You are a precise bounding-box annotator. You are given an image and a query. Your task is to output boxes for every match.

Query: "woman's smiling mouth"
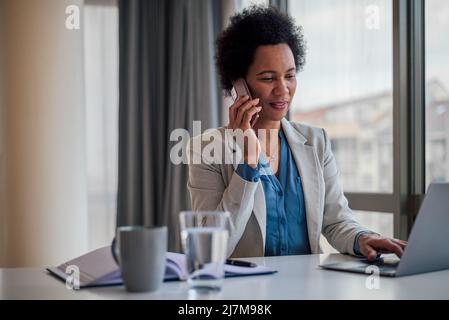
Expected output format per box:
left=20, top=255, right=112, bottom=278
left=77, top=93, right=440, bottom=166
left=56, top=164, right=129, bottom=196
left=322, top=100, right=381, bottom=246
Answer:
left=269, top=101, right=289, bottom=110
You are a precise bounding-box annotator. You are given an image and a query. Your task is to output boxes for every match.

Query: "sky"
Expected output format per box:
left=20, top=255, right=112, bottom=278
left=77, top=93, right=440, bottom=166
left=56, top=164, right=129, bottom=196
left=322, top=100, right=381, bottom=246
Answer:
left=285, top=0, right=449, bottom=111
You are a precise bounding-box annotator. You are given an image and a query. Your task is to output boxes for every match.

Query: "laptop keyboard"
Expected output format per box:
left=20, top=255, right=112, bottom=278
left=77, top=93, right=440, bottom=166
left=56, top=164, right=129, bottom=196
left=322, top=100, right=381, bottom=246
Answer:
left=359, top=257, right=400, bottom=267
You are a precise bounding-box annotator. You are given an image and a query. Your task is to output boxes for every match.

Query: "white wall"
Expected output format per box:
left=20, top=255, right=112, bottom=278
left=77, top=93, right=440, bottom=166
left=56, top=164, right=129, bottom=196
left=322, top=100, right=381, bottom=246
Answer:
left=0, top=0, right=88, bottom=267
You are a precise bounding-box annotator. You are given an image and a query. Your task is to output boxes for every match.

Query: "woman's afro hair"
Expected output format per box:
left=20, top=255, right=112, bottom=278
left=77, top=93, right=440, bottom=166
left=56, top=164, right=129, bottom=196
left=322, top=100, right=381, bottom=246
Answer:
left=215, top=5, right=306, bottom=94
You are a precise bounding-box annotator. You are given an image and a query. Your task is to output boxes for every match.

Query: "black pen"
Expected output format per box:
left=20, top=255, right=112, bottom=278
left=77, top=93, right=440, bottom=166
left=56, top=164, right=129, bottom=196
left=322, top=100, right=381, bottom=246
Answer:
left=226, top=259, right=257, bottom=268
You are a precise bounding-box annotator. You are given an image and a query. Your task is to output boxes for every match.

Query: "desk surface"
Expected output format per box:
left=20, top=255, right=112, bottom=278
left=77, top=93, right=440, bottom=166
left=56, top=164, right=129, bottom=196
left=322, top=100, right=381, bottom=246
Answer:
left=1, top=253, right=449, bottom=300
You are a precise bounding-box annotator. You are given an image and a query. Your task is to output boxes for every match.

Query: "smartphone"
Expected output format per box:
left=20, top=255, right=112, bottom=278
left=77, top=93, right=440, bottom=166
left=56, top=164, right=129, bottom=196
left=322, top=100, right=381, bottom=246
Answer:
left=231, top=78, right=259, bottom=127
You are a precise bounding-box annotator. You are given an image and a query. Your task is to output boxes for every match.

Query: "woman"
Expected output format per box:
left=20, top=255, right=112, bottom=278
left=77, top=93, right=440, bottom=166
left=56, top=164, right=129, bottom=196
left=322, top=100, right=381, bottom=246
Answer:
left=188, top=6, right=406, bottom=260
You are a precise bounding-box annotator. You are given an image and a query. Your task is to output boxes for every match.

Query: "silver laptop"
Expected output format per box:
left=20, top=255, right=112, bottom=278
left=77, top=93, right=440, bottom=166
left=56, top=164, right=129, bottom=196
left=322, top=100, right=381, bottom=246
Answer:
left=320, top=183, right=449, bottom=277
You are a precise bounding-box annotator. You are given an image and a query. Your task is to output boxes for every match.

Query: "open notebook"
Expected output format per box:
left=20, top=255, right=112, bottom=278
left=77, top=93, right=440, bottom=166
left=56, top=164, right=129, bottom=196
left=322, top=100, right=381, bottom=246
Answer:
left=46, top=246, right=277, bottom=288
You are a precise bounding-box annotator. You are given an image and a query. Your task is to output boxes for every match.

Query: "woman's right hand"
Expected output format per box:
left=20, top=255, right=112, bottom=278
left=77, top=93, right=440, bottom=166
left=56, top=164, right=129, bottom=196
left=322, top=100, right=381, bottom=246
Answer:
left=227, top=96, right=262, bottom=168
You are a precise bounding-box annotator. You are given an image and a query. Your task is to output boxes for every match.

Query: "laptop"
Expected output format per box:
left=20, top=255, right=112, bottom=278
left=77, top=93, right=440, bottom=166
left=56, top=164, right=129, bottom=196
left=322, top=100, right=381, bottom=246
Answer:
left=320, top=183, right=449, bottom=277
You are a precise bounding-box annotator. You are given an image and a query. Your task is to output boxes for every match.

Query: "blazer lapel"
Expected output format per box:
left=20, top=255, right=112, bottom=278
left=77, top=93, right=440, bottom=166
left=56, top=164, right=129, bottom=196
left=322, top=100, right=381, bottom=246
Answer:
left=281, top=119, right=322, bottom=253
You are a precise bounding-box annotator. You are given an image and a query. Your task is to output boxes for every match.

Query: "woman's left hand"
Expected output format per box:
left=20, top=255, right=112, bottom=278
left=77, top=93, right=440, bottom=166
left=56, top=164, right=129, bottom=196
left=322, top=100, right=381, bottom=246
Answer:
left=358, top=234, right=408, bottom=261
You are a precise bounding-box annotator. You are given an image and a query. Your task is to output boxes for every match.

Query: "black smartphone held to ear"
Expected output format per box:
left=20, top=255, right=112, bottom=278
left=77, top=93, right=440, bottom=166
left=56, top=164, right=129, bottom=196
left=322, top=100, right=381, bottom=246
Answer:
left=231, top=78, right=259, bottom=127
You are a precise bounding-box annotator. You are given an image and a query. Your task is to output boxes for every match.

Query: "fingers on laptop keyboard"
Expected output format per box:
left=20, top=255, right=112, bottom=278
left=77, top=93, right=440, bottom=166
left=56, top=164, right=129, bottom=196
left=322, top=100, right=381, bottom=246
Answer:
left=391, top=239, right=407, bottom=249
left=371, top=238, right=404, bottom=257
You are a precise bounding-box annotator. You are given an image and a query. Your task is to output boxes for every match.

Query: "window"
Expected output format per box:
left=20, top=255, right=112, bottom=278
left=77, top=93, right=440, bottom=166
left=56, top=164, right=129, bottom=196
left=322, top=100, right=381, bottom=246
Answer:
left=289, top=0, right=393, bottom=194
left=331, top=138, right=358, bottom=190
left=426, top=0, right=449, bottom=188
left=240, top=0, right=269, bottom=9
left=84, top=0, right=119, bottom=250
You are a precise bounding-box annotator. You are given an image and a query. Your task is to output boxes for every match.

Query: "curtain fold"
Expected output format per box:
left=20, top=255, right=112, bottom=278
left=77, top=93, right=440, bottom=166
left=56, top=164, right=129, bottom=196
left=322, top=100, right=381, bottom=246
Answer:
left=270, top=0, right=288, bottom=12
left=117, top=0, right=222, bottom=251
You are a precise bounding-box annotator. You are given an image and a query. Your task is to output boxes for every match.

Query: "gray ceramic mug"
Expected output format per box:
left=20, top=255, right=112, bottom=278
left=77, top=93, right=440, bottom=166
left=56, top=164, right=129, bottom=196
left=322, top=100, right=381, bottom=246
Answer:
left=112, top=226, right=167, bottom=292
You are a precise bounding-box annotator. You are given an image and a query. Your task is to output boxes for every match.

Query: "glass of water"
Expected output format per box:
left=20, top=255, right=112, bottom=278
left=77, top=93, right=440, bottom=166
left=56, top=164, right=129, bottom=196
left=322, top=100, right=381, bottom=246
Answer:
left=179, top=211, right=232, bottom=292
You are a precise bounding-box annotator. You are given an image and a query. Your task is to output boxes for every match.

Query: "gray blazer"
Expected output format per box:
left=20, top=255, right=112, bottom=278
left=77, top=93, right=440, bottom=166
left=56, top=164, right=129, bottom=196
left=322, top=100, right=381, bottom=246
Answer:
left=187, top=118, right=372, bottom=258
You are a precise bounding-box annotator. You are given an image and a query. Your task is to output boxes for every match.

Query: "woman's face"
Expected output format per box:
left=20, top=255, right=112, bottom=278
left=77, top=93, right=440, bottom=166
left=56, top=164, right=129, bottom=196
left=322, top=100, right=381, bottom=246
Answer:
left=245, top=43, right=297, bottom=123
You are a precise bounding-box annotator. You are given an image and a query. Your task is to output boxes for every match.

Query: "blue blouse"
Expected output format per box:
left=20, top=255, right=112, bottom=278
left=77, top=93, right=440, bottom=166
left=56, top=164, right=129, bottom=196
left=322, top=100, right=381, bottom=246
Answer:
left=236, top=129, right=311, bottom=256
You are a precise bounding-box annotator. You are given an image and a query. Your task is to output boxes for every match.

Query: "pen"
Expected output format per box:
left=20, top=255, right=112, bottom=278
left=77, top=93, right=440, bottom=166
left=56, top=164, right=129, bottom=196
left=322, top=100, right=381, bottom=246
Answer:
left=226, top=259, right=257, bottom=268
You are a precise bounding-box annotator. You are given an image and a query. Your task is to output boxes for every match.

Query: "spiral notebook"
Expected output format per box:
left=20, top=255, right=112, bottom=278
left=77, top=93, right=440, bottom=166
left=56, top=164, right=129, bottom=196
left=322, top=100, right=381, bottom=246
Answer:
left=46, top=245, right=277, bottom=288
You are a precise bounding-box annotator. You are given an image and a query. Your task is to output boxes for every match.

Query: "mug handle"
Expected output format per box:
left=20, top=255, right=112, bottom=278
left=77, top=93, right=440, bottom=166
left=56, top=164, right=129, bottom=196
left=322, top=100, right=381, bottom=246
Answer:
left=111, top=237, right=120, bottom=266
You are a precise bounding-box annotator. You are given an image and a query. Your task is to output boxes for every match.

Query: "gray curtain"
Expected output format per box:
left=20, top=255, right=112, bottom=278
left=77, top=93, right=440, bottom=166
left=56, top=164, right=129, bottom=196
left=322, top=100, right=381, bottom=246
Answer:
left=117, top=0, right=222, bottom=251
left=270, top=0, right=288, bottom=12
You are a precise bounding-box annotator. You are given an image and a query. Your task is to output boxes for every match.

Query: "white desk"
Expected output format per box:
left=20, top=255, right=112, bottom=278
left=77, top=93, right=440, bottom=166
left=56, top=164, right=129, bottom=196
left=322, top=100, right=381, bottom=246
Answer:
left=1, top=253, right=449, bottom=300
